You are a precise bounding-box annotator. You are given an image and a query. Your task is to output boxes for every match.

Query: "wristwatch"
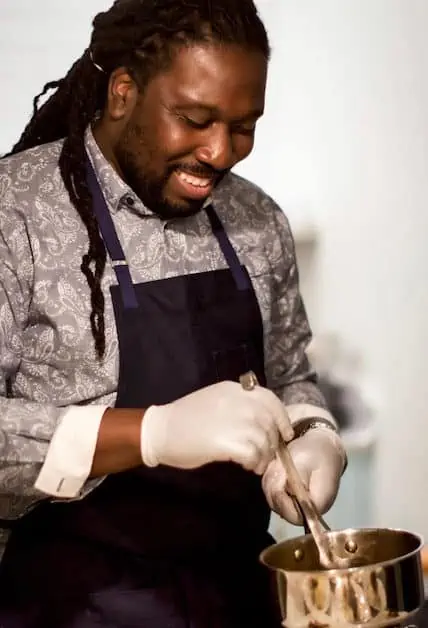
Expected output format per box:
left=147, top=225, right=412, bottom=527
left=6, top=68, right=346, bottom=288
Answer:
left=292, top=417, right=338, bottom=439
left=291, top=417, right=348, bottom=475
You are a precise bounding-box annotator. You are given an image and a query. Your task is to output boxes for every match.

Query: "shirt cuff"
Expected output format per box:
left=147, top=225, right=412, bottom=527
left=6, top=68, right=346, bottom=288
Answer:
left=284, top=403, right=338, bottom=429
left=34, top=405, right=107, bottom=499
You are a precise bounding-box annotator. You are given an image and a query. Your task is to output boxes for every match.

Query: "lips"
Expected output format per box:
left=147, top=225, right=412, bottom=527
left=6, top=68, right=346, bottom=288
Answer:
left=171, top=169, right=216, bottom=201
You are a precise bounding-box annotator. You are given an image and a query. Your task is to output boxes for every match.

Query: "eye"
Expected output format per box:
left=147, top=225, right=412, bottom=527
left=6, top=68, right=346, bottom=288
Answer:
left=179, top=115, right=211, bottom=130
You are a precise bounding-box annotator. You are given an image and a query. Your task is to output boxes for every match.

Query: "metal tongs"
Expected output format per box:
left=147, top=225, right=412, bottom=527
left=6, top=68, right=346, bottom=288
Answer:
left=240, top=371, right=350, bottom=570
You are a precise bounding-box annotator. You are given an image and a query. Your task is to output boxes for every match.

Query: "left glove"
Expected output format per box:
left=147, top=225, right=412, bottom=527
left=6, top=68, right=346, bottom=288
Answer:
left=262, top=427, right=346, bottom=526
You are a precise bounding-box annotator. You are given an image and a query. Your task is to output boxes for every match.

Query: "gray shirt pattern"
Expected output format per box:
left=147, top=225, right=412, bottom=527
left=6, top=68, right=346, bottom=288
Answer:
left=0, top=129, right=326, bottom=527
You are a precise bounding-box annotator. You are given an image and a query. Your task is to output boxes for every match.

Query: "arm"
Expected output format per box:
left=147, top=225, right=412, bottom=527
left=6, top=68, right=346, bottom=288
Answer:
left=264, top=204, right=336, bottom=427
left=1, top=190, right=296, bottom=514
left=262, top=202, right=346, bottom=522
left=0, top=200, right=293, bottom=510
left=0, top=200, right=145, bottom=515
left=267, top=205, right=348, bottom=448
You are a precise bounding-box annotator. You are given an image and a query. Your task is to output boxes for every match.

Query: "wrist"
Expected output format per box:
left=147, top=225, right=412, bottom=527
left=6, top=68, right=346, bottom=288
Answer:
left=291, top=416, right=337, bottom=439
left=140, top=405, right=168, bottom=467
left=293, top=418, right=348, bottom=475
left=90, top=407, right=147, bottom=477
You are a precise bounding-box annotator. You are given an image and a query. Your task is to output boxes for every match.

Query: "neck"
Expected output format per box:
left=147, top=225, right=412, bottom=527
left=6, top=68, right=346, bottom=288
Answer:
left=91, top=121, right=125, bottom=180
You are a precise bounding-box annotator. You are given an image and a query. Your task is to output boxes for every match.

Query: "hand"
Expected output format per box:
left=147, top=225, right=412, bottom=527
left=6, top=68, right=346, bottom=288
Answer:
left=262, top=427, right=346, bottom=525
left=140, top=381, right=294, bottom=474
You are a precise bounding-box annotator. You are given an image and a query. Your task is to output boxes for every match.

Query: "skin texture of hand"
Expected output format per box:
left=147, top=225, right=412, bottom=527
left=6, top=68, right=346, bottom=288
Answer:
left=262, top=427, right=346, bottom=526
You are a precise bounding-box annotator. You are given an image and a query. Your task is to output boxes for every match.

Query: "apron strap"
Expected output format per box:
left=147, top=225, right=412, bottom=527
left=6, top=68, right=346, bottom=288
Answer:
left=205, top=205, right=251, bottom=291
left=85, top=159, right=138, bottom=309
left=86, top=156, right=250, bottom=308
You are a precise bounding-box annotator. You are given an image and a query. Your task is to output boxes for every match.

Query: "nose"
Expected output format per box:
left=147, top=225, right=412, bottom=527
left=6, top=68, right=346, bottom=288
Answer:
left=194, top=124, right=236, bottom=172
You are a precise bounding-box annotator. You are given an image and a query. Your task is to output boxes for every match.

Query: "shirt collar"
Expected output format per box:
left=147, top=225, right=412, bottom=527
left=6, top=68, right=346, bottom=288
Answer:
left=84, top=126, right=214, bottom=217
left=84, top=126, right=151, bottom=216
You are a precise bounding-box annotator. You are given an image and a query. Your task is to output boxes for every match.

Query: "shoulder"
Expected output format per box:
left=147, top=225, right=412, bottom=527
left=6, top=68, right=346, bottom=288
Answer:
left=0, top=140, right=65, bottom=230
left=0, top=140, right=64, bottom=208
left=0, top=140, right=67, bottom=266
left=0, top=139, right=63, bottom=174
left=212, top=171, right=296, bottom=266
left=214, top=171, right=277, bottom=213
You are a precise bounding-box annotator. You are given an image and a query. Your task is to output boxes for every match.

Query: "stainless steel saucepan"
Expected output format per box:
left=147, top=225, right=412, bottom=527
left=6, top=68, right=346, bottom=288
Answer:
left=237, top=372, right=424, bottom=627
left=260, top=525, right=424, bottom=628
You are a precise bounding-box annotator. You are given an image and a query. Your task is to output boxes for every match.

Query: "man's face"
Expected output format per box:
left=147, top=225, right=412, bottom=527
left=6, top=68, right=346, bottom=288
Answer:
left=111, top=43, right=267, bottom=219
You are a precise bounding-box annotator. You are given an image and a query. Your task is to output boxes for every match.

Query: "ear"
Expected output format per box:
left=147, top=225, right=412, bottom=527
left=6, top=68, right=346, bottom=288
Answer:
left=105, top=67, right=139, bottom=121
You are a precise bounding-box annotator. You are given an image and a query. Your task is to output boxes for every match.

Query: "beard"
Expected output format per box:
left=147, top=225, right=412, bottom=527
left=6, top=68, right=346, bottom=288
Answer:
left=115, top=121, right=223, bottom=220
left=117, top=156, right=205, bottom=220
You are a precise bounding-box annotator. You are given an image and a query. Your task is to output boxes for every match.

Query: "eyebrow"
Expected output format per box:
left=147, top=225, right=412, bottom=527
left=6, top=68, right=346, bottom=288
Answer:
left=174, top=103, right=264, bottom=122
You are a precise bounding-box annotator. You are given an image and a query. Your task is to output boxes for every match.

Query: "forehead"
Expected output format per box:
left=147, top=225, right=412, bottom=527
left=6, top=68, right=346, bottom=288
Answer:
left=145, top=43, right=268, bottom=117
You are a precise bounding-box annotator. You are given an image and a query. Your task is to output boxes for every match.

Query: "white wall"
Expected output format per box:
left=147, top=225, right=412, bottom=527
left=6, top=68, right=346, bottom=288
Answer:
left=0, top=0, right=110, bottom=153
left=240, top=0, right=428, bottom=536
left=2, top=1, right=428, bottom=537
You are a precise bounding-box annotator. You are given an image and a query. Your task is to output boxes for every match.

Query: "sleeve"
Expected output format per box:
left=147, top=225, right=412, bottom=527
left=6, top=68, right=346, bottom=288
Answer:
left=264, top=201, right=337, bottom=428
left=0, top=198, right=105, bottom=520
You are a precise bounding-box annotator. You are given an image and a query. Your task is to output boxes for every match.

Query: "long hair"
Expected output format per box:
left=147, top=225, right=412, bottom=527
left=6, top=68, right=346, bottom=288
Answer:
left=6, top=0, right=270, bottom=359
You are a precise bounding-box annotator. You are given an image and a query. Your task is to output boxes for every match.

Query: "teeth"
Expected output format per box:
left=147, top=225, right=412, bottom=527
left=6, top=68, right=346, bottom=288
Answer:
left=177, top=171, right=211, bottom=188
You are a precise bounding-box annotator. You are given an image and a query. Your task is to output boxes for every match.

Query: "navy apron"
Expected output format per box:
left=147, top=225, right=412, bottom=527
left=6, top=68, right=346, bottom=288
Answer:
left=0, top=161, right=281, bottom=627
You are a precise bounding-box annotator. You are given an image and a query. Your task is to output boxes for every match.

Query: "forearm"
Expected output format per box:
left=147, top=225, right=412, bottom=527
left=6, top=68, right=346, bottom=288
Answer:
left=0, top=398, right=149, bottom=512
left=35, top=405, right=149, bottom=500
left=273, top=379, right=337, bottom=427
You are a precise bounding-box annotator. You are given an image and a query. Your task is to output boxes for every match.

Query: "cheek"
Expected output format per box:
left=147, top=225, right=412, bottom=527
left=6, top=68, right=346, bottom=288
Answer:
left=233, top=135, right=255, bottom=161
left=157, top=119, right=196, bottom=158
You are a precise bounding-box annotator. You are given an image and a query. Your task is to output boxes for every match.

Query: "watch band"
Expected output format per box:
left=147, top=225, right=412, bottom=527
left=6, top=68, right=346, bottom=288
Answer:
left=291, top=417, right=348, bottom=475
left=292, top=417, right=338, bottom=439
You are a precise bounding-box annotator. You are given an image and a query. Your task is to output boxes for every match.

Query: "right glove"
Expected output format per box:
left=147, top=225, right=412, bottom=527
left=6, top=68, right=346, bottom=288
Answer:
left=140, top=381, right=294, bottom=475
left=262, top=426, right=346, bottom=524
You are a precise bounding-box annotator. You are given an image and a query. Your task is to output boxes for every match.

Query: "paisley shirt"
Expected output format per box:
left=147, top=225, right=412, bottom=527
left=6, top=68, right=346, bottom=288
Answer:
left=0, top=128, right=331, bottom=551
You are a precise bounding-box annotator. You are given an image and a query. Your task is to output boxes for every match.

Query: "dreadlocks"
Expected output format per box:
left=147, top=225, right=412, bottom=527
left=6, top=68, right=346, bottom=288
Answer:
left=6, top=0, right=270, bottom=359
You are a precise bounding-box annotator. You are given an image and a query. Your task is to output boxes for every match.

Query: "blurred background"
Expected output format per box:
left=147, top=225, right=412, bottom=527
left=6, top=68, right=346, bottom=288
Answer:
left=1, top=1, right=428, bottom=542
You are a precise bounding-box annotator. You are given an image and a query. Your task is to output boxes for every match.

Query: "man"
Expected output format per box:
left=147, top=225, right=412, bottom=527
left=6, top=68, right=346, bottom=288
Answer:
left=0, top=0, right=346, bottom=626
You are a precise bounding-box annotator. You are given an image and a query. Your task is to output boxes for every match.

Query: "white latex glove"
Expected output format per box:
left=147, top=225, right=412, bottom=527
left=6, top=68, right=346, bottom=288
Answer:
left=262, top=427, right=346, bottom=525
left=141, top=381, right=294, bottom=475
